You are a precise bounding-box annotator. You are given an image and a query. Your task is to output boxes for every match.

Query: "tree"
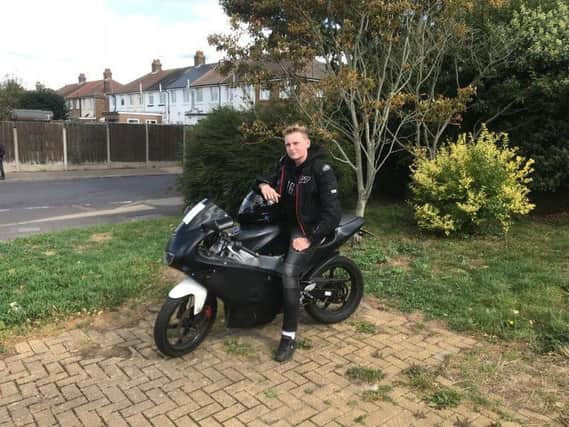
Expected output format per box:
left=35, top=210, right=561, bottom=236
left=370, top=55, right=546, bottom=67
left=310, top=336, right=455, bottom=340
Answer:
left=17, top=89, right=68, bottom=120
left=465, top=0, right=569, bottom=191
left=0, top=76, right=25, bottom=120
left=210, top=0, right=514, bottom=216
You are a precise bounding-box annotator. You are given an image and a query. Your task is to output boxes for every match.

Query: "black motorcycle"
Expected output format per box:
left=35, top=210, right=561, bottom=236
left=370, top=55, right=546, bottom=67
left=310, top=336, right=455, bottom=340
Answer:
left=153, top=192, right=365, bottom=357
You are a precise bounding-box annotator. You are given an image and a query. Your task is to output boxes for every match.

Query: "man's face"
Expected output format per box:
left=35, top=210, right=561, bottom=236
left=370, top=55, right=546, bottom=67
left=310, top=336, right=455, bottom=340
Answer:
left=284, top=131, right=310, bottom=164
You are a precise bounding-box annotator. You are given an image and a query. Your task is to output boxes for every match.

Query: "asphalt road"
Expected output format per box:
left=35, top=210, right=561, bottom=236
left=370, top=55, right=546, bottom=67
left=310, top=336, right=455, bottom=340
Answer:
left=0, top=174, right=185, bottom=240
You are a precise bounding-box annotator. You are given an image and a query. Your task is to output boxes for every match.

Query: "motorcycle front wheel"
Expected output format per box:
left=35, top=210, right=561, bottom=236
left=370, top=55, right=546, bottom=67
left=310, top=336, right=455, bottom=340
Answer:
left=304, top=256, right=363, bottom=324
left=154, top=293, right=217, bottom=357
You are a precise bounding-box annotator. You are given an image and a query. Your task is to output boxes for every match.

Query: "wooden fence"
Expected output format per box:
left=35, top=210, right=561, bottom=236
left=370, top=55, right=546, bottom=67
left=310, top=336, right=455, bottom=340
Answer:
left=0, top=121, right=185, bottom=171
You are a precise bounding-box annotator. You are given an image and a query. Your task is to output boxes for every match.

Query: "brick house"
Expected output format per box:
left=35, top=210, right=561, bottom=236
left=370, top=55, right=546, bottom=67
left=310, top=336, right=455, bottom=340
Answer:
left=56, top=70, right=124, bottom=121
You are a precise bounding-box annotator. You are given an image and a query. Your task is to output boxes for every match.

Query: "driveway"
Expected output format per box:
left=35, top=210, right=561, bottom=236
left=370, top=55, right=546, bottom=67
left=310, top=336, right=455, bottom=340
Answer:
left=0, top=297, right=529, bottom=427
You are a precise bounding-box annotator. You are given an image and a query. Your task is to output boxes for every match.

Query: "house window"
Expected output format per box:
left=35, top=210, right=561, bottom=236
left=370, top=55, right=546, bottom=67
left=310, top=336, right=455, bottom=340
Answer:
left=210, top=87, right=218, bottom=102
left=279, top=85, right=290, bottom=99
left=171, top=91, right=176, bottom=104
left=127, top=118, right=140, bottom=124
left=159, top=92, right=166, bottom=105
left=183, top=89, right=190, bottom=103
left=121, top=97, right=125, bottom=106
left=148, top=94, right=154, bottom=105
left=226, top=87, right=234, bottom=102
left=138, top=94, right=143, bottom=105
left=145, top=119, right=157, bottom=124
left=260, top=87, right=271, bottom=101
left=195, top=88, right=203, bottom=102
left=129, top=95, right=134, bottom=105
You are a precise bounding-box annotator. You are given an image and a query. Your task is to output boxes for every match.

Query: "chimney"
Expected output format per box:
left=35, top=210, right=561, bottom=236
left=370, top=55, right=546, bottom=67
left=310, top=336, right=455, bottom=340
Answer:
left=194, top=50, right=205, bottom=66
left=78, top=73, right=86, bottom=84
left=103, top=68, right=112, bottom=94
left=151, top=59, right=162, bottom=73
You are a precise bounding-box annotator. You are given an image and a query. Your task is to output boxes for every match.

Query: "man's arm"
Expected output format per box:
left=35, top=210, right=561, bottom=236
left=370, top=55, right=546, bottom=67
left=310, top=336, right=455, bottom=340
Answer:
left=252, top=157, right=284, bottom=193
left=308, top=163, right=342, bottom=245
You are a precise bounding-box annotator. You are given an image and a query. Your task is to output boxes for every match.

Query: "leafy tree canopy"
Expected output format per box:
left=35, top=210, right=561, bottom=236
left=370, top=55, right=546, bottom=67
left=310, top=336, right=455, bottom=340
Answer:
left=211, top=0, right=514, bottom=215
left=0, top=76, right=25, bottom=120
left=17, top=89, right=68, bottom=120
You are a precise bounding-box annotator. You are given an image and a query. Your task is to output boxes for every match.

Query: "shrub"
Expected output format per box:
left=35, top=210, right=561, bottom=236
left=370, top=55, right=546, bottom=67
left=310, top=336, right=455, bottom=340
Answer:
left=410, top=127, right=535, bottom=235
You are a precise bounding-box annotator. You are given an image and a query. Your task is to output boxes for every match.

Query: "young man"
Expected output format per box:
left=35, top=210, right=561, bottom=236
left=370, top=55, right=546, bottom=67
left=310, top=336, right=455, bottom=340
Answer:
left=257, top=124, right=342, bottom=362
left=0, top=142, right=5, bottom=180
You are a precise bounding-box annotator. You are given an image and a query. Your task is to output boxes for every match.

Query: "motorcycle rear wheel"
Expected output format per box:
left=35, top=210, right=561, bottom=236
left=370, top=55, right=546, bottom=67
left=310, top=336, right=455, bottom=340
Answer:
left=154, top=294, right=217, bottom=357
left=304, top=256, right=363, bottom=324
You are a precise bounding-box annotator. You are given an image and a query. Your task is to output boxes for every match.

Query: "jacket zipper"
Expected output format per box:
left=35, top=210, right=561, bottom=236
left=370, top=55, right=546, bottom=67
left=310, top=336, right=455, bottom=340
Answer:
left=278, top=166, right=285, bottom=195
left=295, top=176, right=307, bottom=236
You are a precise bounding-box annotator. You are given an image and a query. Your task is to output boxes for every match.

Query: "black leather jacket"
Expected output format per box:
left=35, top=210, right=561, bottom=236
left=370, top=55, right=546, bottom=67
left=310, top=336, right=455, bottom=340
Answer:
left=255, top=145, right=342, bottom=244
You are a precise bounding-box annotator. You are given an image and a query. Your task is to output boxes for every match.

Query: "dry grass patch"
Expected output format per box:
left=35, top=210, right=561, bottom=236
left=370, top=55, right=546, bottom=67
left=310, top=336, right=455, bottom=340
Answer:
left=441, top=343, right=569, bottom=424
left=89, top=232, right=113, bottom=243
left=161, top=267, right=186, bottom=284
left=385, top=256, right=411, bottom=270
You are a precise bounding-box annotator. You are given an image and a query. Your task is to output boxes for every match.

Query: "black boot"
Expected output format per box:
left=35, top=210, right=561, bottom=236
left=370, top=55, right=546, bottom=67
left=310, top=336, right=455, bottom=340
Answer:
left=274, top=336, right=296, bottom=362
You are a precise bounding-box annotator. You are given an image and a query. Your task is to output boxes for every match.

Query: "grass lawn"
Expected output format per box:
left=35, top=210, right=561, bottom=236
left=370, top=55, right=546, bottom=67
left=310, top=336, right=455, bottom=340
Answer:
left=1, top=203, right=568, bottom=354
left=348, top=202, right=569, bottom=353
left=0, top=218, right=176, bottom=338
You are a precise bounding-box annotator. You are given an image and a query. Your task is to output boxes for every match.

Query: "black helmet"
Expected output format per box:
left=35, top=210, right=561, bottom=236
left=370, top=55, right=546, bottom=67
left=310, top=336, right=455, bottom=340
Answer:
left=237, top=191, right=281, bottom=225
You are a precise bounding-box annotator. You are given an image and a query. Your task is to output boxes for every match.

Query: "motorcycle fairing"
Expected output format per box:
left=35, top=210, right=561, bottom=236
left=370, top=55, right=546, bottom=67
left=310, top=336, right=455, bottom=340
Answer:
left=234, top=224, right=282, bottom=252
left=204, top=266, right=282, bottom=306
left=194, top=248, right=284, bottom=274
left=203, top=265, right=283, bottom=328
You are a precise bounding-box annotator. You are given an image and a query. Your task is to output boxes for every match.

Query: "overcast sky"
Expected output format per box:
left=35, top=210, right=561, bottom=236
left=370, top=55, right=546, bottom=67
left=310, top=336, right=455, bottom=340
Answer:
left=0, top=0, right=232, bottom=90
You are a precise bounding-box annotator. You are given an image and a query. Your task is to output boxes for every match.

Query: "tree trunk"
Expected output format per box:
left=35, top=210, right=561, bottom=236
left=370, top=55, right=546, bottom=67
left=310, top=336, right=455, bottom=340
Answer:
left=355, top=196, right=368, bottom=217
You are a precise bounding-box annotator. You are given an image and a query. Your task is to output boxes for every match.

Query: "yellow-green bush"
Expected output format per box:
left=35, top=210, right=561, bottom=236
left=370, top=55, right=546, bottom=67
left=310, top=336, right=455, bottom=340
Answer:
left=410, top=127, right=535, bottom=235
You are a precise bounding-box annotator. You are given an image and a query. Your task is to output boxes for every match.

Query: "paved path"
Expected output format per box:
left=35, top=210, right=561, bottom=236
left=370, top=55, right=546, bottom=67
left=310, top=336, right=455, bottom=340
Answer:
left=0, top=300, right=524, bottom=427
left=2, top=167, right=182, bottom=183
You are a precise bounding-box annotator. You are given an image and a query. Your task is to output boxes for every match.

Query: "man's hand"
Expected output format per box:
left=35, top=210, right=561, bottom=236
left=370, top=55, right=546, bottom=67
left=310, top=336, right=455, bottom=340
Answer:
left=292, top=237, right=311, bottom=252
left=259, top=183, right=281, bottom=204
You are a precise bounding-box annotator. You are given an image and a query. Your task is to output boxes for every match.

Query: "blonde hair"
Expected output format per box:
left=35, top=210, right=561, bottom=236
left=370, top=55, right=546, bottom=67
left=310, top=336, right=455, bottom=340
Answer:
left=282, top=123, right=309, bottom=138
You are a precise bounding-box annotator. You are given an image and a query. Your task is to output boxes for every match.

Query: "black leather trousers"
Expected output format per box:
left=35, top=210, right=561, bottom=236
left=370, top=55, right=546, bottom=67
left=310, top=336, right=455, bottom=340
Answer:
left=281, top=228, right=316, bottom=332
